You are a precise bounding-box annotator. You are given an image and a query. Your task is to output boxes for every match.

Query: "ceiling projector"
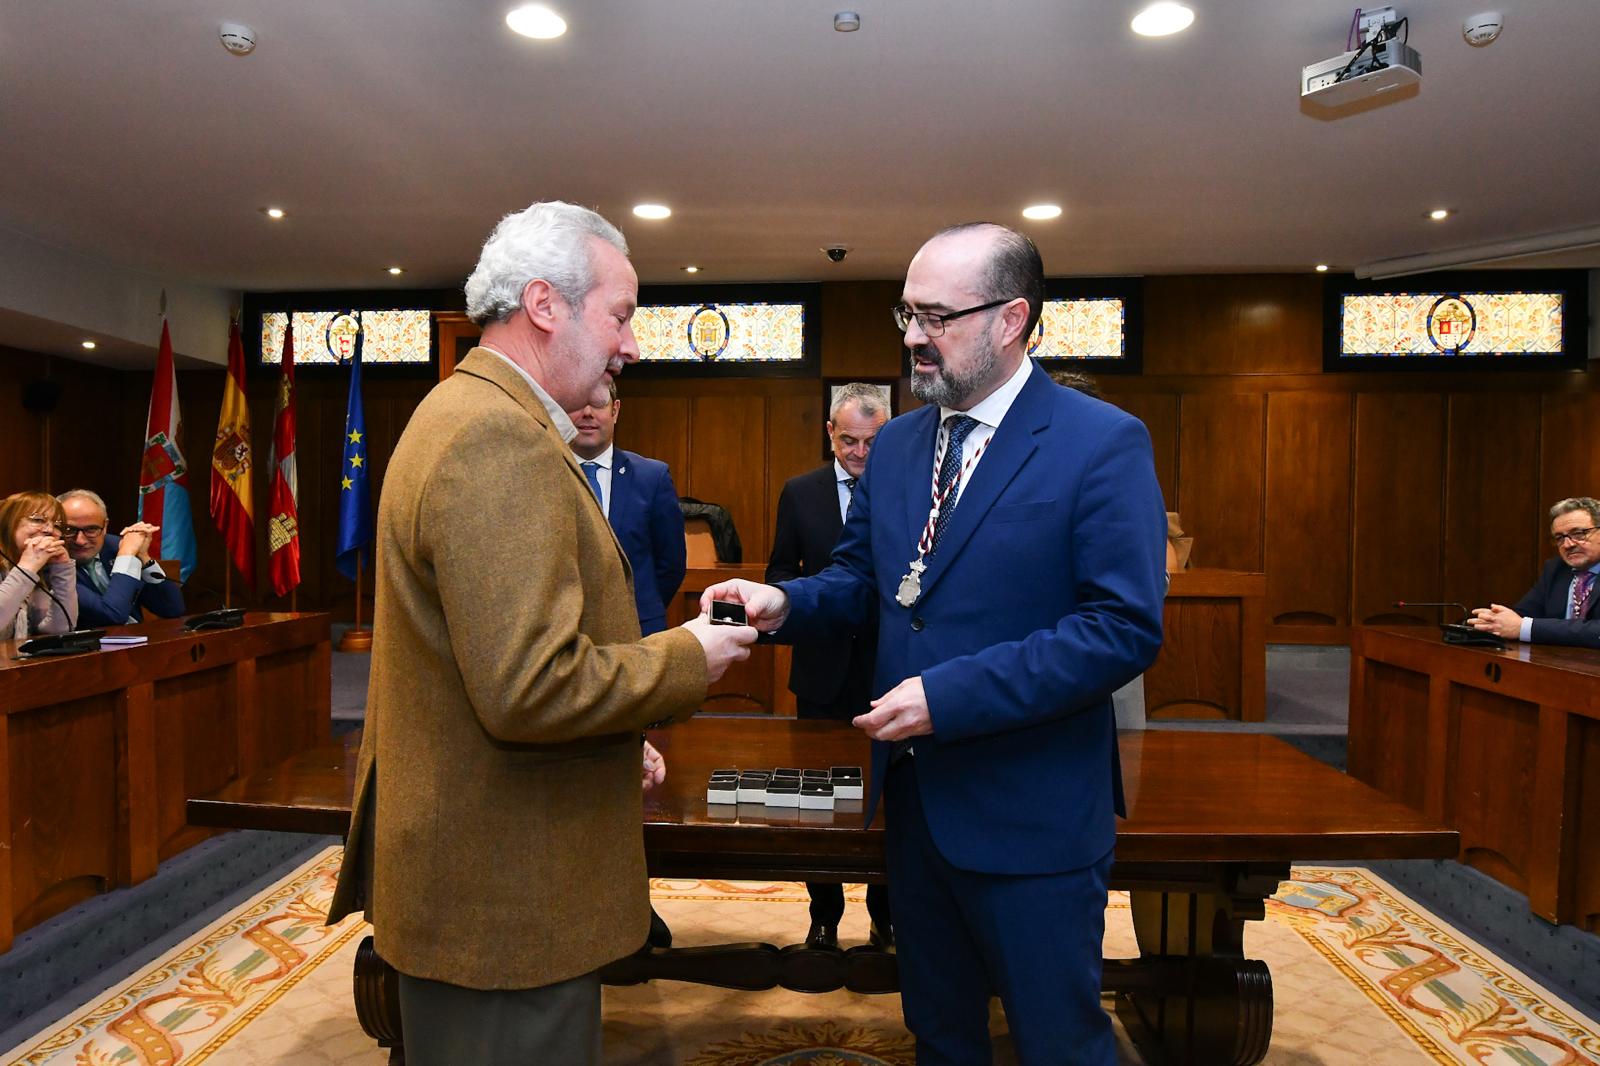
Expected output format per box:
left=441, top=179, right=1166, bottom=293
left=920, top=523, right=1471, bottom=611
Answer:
left=1302, top=34, right=1421, bottom=107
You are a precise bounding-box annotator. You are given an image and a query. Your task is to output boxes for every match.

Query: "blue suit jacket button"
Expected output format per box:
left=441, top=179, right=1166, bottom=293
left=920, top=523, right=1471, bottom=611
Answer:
left=911, top=617, right=924, bottom=631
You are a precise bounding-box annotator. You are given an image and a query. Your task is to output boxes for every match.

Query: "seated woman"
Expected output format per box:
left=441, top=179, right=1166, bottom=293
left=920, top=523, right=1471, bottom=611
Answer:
left=0, top=491, right=78, bottom=639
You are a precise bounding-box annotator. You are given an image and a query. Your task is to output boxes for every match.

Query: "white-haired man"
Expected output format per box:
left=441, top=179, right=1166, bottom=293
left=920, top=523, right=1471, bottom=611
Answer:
left=57, top=488, right=183, bottom=626
left=328, top=201, right=756, bottom=1065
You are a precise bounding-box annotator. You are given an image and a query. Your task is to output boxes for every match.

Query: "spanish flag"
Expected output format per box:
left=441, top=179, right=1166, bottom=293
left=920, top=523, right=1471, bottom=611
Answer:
left=209, top=318, right=256, bottom=588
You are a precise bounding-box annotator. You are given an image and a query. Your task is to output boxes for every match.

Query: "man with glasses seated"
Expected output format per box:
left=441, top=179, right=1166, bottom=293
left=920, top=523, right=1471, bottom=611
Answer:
left=56, top=488, right=184, bottom=627
left=1469, top=496, right=1600, bottom=648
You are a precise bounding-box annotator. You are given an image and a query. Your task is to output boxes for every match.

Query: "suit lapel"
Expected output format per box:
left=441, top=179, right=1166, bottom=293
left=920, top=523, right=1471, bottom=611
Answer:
left=915, top=364, right=1052, bottom=602
left=610, top=451, right=635, bottom=524
left=901, top=407, right=940, bottom=556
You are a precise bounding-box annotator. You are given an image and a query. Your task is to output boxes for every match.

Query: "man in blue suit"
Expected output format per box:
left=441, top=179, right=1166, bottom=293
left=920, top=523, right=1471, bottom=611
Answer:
left=568, top=386, right=687, bottom=950
left=568, top=385, right=686, bottom=636
left=704, top=223, right=1167, bottom=1064
left=58, top=488, right=185, bottom=627
left=1468, top=496, right=1600, bottom=648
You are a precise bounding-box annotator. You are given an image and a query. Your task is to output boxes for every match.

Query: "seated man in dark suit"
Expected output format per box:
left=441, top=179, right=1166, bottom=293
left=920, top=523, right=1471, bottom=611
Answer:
left=767, top=381, right=892, bottom=950
left=1469, top=496, right=1600, bottom=648
left=58, top=488, right=185, bottom=627
left=567, top=384, right=686, bottom=635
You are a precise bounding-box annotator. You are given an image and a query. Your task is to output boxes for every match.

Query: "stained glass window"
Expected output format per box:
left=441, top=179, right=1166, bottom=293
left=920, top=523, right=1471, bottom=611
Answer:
left=261, top=310, right=432, bottom=365
left=1340, top=292, right=1565, bottom=357
left=1027, top=298, right=1126, bottom=360
left=632, top=303, right=805, bottom=363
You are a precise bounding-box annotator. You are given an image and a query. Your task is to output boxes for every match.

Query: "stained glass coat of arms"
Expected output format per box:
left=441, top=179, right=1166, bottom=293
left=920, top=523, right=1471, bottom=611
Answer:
left=262, top=310, right=431, bottom=365
left=632, top=303, right=805, bottom=363
left=1340, top=292, right=1564, bottom=357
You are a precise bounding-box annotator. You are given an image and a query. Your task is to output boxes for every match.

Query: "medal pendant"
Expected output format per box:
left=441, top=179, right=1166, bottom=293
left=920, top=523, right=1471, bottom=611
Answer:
left=896, top=560, right=925, bottom=608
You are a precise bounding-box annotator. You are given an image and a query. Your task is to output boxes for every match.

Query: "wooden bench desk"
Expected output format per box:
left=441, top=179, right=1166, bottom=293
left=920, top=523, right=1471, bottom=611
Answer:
left=190, top=717, right=1455, bottom=1066
left=1, top=612, right=330, bottom=952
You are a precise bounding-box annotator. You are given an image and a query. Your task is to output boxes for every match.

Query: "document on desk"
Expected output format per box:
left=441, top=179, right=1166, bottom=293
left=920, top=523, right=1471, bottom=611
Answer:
left=99, top=635, right=149, bottom=648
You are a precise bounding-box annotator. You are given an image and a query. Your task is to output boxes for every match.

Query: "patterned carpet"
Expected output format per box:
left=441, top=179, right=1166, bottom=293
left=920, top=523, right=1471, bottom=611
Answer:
left=6, top=848, right=1597, bottom=1065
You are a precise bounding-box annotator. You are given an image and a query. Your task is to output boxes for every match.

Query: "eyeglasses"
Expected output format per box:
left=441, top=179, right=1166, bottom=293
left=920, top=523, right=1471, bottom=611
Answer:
left=1551, top=527, right=1597, bottom=546
left=892, top=298, right=1009, bottom=338
left=22, top=515, right=66, bottom=533
left=63, top=524, right=104, bottom=539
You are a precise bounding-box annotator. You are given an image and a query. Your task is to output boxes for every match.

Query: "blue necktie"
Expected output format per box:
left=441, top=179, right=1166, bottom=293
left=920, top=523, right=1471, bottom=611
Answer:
left=929, top=415, right=978, bottom=555
left=580, top=461, right=604, bottom=508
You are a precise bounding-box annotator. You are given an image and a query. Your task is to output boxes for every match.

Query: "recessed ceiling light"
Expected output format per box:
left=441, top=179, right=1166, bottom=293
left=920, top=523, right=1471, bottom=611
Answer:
left=387, top=266, right=404, bottom=276
left=261, top=206, right=286, bottom=220
left=1315, top=264, right=1329, bottom=272
left=833, top=11, right=861, bottom=32
left=81, top=340, right=97, bottom=350
left=683, top=265, right=700, bottom=274
left=633, top=203, right=671, bottom=220
left=1022, top=204, right=1063, bottom=221
left=1428, top=208, right=1451, bottom=221
left=1131, top=2, right=1195, bottom=36
left=505, top=4, right=567, bottom=39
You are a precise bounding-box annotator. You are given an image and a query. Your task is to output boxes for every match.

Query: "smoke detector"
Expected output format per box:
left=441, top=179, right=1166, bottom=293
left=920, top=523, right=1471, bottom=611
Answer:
left=220, top=22, right=257, bottom=56
left=833, top=12, right=861, bottom=32
left=1462, top=12, right=1502, bottom=46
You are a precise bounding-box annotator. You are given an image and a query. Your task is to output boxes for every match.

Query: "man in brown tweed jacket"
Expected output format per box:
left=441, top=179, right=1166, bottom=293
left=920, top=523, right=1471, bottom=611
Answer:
left=328, top=201, right=756, bottom=1064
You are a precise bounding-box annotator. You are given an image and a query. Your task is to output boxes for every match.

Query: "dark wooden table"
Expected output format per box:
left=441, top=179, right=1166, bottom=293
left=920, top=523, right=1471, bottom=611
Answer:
left=1, top=611, right=330, bottom=953
left=1349, top=624, right=1600, bottom=930
left=190, top=716, right=1455, bottom=1066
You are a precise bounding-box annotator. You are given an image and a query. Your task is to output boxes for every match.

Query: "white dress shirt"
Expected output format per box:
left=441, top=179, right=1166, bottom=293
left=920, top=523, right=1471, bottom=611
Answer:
left=833, top=459, right=855, bottom=524
left=481, top=346, right=578, bottom=443
left=936, top=355, right=1035, bottom=505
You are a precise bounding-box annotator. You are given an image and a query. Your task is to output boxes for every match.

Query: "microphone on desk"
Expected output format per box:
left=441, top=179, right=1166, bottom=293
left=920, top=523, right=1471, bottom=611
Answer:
left=1392, top=600, right=1506, bottom=649
left=0, top=542, right=105, bottom=656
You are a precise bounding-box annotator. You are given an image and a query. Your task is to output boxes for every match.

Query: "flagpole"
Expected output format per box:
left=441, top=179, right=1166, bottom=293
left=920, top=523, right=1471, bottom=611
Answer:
left=337, top=549, right=373, bottom=652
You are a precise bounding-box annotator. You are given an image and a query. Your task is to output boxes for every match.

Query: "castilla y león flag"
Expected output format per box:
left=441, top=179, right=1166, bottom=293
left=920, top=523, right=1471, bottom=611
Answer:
left=210, top=318, right=256, bottom=587
left=267, top=320, right=301, bottom=596
left=137, top=320, right=197, bottom=580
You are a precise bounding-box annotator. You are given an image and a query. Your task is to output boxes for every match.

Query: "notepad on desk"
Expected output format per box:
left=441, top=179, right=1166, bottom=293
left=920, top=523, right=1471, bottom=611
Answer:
left=99, top=635, right=149, bottom=647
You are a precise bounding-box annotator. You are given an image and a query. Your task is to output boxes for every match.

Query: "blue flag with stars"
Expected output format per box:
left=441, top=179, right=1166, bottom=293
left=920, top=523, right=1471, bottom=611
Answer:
left=335, top=319, right=373, bottom=581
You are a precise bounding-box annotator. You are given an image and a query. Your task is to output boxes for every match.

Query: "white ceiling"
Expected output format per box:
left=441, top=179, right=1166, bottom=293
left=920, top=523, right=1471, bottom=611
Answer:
left=1, top=0, right=1597, bottom=364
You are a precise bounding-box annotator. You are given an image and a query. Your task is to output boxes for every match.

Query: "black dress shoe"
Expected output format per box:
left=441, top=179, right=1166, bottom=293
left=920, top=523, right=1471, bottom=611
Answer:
left=648, top=908, right=673, bottom=949
left=804, top=921, right=839, bottom=950
left=868, top=921, right=894, bottom=950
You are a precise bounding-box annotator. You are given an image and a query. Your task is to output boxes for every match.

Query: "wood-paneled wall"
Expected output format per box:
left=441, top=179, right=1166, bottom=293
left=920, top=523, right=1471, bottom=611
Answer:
left=4, top=274, right=1596, bottom=642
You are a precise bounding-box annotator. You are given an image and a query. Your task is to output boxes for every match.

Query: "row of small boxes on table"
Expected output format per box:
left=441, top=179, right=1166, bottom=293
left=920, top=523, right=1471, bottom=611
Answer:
left=707, top=767, right=864, bottom=809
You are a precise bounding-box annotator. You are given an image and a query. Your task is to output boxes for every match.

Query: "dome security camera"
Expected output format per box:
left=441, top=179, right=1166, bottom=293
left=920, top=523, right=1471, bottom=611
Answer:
left=220, top=22, right=257, bottom=56
left=823, top=245, right=849, bottom=263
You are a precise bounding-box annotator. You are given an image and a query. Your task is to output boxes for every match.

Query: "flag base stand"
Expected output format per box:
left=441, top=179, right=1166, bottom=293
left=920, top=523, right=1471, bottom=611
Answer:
left=337, top=626, right=373, bottom=652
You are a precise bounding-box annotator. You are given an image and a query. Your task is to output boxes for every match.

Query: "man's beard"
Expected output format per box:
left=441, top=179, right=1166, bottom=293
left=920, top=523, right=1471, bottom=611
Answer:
left=908, top=333, right=999, bottom=408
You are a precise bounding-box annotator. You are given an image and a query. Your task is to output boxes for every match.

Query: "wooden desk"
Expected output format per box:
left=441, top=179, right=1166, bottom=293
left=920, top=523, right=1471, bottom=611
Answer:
left=190, top=718, right=1454, bottom=1065
left=0, top=612, right=330, bottom=952
left=1349, top=625, right=1600, bottom=930
left=1145, top=568, right=1267, bottom=721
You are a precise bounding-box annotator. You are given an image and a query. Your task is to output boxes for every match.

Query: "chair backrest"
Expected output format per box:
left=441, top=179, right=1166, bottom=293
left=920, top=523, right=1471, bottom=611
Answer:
left=684, top=518, right=718, bottom=567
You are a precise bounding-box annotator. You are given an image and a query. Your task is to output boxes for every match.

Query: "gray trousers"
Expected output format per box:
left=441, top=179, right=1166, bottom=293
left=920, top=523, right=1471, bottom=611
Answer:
left=397, top=969, right=601, bottom=1066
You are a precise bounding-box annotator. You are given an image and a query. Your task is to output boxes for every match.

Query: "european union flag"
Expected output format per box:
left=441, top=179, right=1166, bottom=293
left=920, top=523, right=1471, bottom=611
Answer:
left=335, top=319, right=374, bottom=580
